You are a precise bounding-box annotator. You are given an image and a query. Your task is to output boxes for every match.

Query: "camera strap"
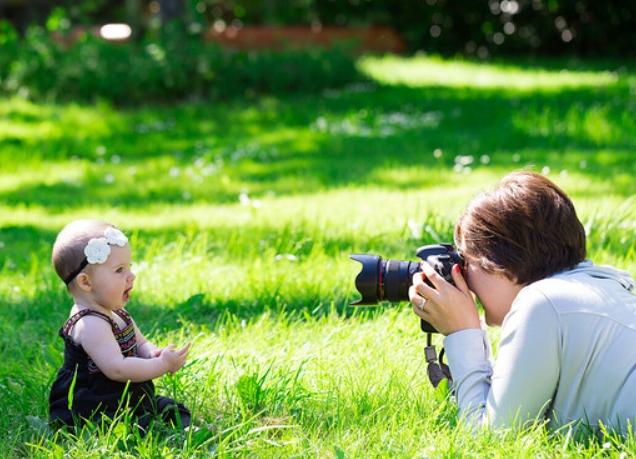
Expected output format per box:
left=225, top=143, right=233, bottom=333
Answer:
left=424, top=333, right=454, bottom=392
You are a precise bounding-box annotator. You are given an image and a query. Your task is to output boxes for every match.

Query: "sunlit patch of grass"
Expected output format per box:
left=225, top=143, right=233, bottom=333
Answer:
left=358, top=55, right=622, bottom=91
left=511, top=103, right=636, bottom=148
left=0, top=98, right=120, bottom=162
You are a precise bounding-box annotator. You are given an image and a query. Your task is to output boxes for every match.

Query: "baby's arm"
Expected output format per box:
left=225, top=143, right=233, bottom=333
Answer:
left=79, top=316, right=190, bottom=383
left=133, top=322, right=161, bottom=359
left=132, top=319, right=180, bottom=360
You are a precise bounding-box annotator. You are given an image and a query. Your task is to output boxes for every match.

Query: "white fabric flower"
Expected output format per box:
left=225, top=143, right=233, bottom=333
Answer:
left=82, top=228, right=128, bottom=265
left=84, top=238, right=111, bottom=264
left=104, top=227, right=128, bottom=246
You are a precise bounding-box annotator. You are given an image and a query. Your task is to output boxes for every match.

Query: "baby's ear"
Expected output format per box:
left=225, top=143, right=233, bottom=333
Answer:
left=75, top=272, right=92, bottom=291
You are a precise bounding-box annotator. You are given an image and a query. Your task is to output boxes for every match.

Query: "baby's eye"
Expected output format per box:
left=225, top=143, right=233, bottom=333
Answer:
left=116, top=267, right=124, bottom=273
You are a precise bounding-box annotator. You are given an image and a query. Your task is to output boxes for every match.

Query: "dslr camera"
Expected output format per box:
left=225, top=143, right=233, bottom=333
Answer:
left=350, top=243, right=463, bottom=333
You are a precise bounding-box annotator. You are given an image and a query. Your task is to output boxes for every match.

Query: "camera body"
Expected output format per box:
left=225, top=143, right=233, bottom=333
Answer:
left=350, top=243, right=463, bottom=333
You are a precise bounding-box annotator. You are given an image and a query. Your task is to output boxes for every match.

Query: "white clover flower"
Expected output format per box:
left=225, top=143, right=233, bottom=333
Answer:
left=104, top=227, right=128, bottom=246
left=85, top=238, right=112, bottom=264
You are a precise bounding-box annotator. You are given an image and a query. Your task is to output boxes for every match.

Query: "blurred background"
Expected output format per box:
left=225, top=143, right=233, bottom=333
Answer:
left=2, top=0, right=634, bottom=58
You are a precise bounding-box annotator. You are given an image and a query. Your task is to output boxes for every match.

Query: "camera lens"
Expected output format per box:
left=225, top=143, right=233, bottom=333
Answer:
left=349, top=254, right=420, bottom=305
left=350, top=244, right=463, bottom=334
left=383, top=259, right=421, bottom=303
left=350, top=243, right=463, bottom=306
left=348, top=254, right=382, bottom=305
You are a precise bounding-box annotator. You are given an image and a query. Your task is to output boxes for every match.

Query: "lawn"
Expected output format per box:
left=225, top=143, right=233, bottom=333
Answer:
left=2, top=55, right=636, bottom=458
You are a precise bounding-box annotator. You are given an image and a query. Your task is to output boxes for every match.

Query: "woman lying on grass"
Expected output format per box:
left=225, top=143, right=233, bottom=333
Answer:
left=410, top=171, right=636, bottom=435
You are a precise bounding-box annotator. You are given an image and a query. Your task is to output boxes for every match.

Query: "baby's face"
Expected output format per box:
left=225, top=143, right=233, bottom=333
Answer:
left=87, top=244, right=136, bottom=310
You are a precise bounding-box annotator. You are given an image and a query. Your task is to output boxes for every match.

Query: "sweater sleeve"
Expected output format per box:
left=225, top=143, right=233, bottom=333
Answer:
left=443, top=327, right=493, bottom=427
left=443, top=288, right=561, bottom=430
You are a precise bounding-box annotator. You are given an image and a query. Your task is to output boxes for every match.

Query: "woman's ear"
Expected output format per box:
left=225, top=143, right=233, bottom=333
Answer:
left=75, top=272, right=92, bottom=291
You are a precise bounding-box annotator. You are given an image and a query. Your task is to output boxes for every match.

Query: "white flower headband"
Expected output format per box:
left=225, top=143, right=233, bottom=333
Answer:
left=64, top=227, right=129, bottom=285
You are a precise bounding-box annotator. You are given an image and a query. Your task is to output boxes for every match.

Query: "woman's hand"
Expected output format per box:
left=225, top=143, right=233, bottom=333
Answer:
left=409, top=262, right=481, bottom=335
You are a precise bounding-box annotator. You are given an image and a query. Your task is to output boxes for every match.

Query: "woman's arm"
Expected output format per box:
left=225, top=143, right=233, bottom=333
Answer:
left=445, top=289, right=561, bottom=430
left=485, top=288, right=561, bottom=428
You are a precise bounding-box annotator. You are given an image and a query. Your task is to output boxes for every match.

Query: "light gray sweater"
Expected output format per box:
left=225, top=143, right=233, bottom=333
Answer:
left=444, top=260, right=636, bottom=433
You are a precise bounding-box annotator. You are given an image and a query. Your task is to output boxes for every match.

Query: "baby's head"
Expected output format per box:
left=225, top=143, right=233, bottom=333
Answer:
left=52, top=219, right=129, bottom=289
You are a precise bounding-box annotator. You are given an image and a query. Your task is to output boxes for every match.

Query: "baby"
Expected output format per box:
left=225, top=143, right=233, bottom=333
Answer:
left=49, top=219, right=191, bottom=433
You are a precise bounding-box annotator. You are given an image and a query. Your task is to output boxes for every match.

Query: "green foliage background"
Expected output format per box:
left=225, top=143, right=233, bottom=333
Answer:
left=198, top=0, right=636, bottom=57
left=4, top=0, right=636, bottom=57
left=0, top=21, right=361, bottom=105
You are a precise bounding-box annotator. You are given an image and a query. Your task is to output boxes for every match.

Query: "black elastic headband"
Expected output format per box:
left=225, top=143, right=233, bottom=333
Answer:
left=64, top=258, right=89, bottom=285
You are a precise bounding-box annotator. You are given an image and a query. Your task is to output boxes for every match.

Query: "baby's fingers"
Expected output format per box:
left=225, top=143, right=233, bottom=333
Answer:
left=177, top=342, right=192, bottom=356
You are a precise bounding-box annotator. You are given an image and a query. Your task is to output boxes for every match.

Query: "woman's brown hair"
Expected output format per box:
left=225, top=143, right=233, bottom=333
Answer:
left=454, top=171, right=587, bottom=285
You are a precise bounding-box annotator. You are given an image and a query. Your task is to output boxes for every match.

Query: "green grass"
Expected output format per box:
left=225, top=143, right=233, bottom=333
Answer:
left=2, top=55, right=636, bottom=457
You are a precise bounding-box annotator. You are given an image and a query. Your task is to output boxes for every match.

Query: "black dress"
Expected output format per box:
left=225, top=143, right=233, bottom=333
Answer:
left=49, top=308, right=190, bottom=431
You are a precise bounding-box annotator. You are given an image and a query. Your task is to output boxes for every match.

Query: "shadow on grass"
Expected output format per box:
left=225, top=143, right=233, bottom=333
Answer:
left=2, top=81, right=636, bottom=212
left=3, top=77, right=636, bottom=331
left=0, top=219, right=372, bottom=303
left=1, top=218, right=406, bottom=340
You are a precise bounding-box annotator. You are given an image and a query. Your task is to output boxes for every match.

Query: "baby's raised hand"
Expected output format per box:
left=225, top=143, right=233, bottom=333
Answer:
left=159, top=342, right=192, bottom=375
